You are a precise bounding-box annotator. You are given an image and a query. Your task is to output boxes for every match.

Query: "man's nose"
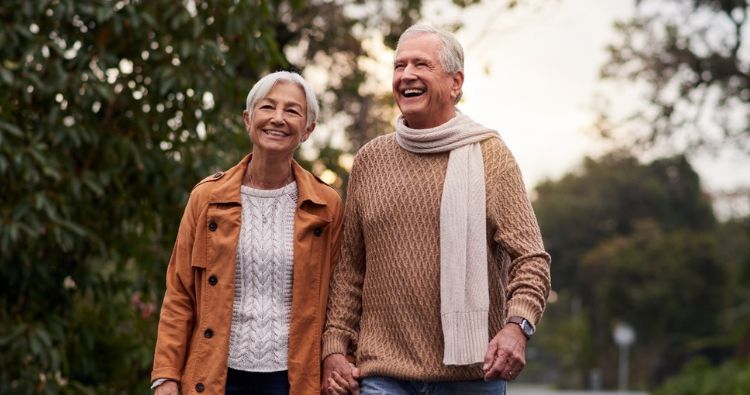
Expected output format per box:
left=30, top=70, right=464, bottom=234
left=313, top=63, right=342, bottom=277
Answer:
left=402, top=64, right=417, bottom=79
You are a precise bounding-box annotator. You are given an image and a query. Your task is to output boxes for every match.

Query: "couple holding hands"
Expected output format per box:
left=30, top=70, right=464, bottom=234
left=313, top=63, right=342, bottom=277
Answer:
left=151, top=24, right=551, bottom=395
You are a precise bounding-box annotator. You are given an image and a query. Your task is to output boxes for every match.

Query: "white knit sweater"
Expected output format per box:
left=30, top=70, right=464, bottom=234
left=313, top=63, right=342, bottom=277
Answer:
left=227, top=182, right=298, bottom=372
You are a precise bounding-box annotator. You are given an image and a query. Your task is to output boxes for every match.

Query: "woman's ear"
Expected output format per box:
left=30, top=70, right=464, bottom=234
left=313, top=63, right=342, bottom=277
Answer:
left=242, top=110, right=252, bottom=132
left=301, top=122, right=316, bottom=142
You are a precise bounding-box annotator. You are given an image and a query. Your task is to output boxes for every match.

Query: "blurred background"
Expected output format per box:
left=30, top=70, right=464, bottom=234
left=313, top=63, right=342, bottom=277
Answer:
left=1, top=0, right=748, bottom=394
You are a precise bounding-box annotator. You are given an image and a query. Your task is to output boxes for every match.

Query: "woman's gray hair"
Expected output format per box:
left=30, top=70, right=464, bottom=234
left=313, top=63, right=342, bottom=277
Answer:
left=397, top=24, right=464, bottom=101
left=245, top=71, right=319, bottom=128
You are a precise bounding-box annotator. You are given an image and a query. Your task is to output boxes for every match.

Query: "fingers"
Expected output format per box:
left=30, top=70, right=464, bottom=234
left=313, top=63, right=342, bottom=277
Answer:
left=347, top=371, right=361, bottom=395
left=482, top=340, right=498, bottom=371
left=326, top=377, right=348, bottom=395
left=483, top=332, right=527, bottom=381
left=483, top=349, right=507, bottom=380
left=322, top=354, right=360, bottom=394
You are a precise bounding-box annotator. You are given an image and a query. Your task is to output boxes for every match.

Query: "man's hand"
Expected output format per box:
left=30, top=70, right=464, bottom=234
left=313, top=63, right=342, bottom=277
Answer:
left=482, top=324, right=527, bottom=381
left=322, top=353, right=360, bottom=395
left=153, top=380, right=179, bottom=395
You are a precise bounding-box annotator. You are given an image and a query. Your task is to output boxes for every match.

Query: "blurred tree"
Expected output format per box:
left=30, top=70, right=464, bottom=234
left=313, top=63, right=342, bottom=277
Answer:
left=654, top=356, right=750, bottom=395
left=532, top=152, right=718, bottom=388
left=1, top=0, right=527, bottom=393
left=597, top=0, right=750, bottom=153
left=582, top=220, right=729, bottom=387
left=533, top=151, right=715, bottom=295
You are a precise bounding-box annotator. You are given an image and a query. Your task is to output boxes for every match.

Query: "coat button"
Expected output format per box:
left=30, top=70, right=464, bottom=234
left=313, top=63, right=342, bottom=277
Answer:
left=204, top=328, right=213, bottom=338
left=195, top=383, right=205, bottom=392
left=313, top=228, right=322, bottom=236
left=208, top=222, right=217, bottom=232
left=208, top=275, right=218, bottom=286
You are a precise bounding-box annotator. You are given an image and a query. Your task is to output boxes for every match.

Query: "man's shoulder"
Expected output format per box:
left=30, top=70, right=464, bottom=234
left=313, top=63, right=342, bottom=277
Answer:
left=359, top=133, right=397, bottom=154
left=481, top=135, right=514, bottom=162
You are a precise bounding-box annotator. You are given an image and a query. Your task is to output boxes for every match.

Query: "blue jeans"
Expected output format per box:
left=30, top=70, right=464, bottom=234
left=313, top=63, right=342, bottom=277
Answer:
left=224, top=368, right=289, bottom=395
left=361, top=376, right=506, bottom=395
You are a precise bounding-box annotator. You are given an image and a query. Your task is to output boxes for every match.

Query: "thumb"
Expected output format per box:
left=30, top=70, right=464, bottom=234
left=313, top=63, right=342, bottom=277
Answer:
left=351, top=367, right=361, bottom=379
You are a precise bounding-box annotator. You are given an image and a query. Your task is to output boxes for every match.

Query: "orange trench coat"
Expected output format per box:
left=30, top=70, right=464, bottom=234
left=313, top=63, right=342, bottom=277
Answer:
left=151, top=154, right=344, bottom=395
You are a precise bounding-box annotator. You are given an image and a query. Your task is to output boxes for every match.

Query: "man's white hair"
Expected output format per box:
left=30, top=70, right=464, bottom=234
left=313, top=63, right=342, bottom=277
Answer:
left=396, top=24, right=465, bottom=102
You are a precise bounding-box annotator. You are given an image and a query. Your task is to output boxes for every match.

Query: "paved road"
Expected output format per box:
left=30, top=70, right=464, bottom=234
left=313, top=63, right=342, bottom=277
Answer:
left=509, top=385, right=649, bottom=395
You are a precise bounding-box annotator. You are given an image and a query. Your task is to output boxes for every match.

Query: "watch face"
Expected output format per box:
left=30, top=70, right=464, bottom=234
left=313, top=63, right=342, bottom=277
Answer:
left=521, top=320, right=534, bottom=337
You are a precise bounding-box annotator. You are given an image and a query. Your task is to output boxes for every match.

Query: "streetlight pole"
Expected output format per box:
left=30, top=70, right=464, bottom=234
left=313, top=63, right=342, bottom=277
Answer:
left=613, top=322, right=636, bottom=391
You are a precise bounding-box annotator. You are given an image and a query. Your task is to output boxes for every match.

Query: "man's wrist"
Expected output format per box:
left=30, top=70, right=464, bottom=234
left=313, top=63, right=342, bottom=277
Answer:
left=506, top=316, right=535, bottom=340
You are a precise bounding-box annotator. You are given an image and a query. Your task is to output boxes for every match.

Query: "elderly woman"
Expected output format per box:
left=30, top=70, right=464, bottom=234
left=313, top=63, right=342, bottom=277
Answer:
left=151, top=71, right=344, bottom=395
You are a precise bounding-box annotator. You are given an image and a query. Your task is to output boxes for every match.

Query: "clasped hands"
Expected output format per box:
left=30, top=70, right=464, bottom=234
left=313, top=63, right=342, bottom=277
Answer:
left=321, top=325, right=526, bottom=394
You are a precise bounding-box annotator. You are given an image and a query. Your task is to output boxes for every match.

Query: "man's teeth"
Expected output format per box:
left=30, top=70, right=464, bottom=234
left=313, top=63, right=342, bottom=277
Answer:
left=404, top=89, right=424, bottom=96
left=265, top=130, right=287, bottom=137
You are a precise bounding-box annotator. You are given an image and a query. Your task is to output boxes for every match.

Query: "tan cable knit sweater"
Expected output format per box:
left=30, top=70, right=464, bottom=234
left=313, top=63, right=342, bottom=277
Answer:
left=322, top=133, right=551, bottom=381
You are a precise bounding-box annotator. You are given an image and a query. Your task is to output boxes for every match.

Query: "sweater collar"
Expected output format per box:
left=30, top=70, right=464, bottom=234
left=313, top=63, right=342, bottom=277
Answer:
left=208, top=154, right=328, bottom=207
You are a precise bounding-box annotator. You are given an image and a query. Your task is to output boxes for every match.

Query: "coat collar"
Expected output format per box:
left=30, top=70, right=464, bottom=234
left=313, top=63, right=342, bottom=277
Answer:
left=208, top=154, right=328, bottom=207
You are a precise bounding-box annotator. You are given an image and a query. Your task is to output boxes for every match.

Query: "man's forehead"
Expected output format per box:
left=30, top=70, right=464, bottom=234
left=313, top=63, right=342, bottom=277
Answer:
left=395, top=40, right=441, bottom=61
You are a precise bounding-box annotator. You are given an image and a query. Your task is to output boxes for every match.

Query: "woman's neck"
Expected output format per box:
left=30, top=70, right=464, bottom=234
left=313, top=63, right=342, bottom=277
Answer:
left=242, top=151, right=294, bottom=190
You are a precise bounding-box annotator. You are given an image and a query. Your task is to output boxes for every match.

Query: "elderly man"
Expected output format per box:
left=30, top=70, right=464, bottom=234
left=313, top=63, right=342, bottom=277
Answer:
left=321, top=24, right=551, bottom=395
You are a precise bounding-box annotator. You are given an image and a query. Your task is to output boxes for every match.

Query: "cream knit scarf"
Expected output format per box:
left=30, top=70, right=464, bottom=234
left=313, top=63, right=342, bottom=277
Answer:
left=395, top=112, right=498, bottom=365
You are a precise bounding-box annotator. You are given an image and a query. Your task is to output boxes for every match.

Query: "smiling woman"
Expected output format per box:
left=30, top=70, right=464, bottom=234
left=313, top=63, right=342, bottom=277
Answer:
left=150, top=71, right=344, bottom=395
left=243, top=81, right=314, bottom=163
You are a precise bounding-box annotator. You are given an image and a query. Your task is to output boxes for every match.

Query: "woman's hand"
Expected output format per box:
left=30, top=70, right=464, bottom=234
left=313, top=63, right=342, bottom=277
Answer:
left=154, top=380, right=179, bottom=395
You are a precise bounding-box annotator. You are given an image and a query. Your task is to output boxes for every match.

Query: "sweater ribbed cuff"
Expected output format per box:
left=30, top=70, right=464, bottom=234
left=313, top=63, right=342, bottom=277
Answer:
left=507, top=298, right=543, bottom=325
left=441, top=310, right=488, bottom=365
left=321, top=332, right=351, bottom=362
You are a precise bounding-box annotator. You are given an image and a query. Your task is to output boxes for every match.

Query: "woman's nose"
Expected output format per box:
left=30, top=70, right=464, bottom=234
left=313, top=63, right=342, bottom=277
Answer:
left=270, top=109, right=285, bottom=124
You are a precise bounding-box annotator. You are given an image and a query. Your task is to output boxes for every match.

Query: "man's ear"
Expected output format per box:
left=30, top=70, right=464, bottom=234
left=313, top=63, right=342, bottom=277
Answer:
left=451, top=70, right=464, bottom=101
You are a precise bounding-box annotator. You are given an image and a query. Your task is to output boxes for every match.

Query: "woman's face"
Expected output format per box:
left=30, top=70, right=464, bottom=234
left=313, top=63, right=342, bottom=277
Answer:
left=243, top=81, right=314, bottom=158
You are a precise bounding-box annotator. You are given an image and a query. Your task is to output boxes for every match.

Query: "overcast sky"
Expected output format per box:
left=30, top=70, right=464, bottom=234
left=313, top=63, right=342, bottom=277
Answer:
left=431, top=0, right=750, bottom=207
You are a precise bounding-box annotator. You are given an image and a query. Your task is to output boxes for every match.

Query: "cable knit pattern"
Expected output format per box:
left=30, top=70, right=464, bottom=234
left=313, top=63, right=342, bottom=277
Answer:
left=322, top=133, right=551, bottom=381
left=228, top=182, right=298, bottom=372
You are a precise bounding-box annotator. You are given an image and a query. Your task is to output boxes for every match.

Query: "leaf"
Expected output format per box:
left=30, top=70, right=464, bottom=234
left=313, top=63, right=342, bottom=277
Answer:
left=0, top=324, right=26, bottom=346
left=0, top=119, right=23, bottom=137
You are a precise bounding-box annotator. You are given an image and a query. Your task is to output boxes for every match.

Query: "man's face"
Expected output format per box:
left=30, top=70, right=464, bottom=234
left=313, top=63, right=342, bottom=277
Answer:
left=392, top=33, right=463, bottom=129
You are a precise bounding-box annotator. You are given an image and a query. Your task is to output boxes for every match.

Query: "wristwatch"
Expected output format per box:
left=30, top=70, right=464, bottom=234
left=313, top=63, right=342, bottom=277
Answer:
left=507, top=316, right=535, bottom=340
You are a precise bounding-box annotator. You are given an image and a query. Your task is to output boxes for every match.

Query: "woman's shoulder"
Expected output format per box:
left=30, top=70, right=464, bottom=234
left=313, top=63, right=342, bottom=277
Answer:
left=188, top=158, right=245, bottom=201
left=293, top=162, right=343, bottom=206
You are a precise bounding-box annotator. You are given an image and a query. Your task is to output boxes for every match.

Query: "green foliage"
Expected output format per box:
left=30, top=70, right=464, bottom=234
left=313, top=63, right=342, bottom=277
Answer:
left=1, top=0, right=501, bottom=393
left=582, top=221, right=729, bottom=385
left=1, top=1, right=290, bottom=393
left=533, top=152, right=715, bottom=293
left=655, top=357, right=750, bottom=395
left=599, top=0, right=750, bottom=153
left=531, top=152, right=745, bottom=389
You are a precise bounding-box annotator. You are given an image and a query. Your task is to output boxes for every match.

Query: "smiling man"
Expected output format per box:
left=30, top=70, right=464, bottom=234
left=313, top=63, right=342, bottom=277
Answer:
left=320, top=25, right=551, bottom=395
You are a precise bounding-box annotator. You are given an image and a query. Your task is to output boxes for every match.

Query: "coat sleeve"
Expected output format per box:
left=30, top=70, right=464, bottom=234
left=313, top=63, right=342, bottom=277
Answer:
left=321, top=155, right=366, bottom=360
left=151, top=191, right=201, bottom=382
left=484, top=139, right=551, bottom=325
